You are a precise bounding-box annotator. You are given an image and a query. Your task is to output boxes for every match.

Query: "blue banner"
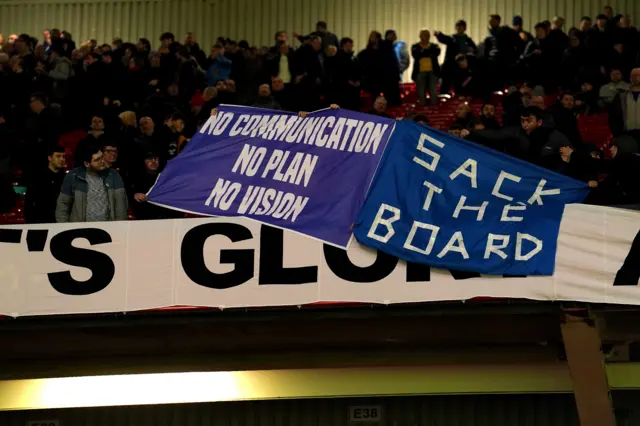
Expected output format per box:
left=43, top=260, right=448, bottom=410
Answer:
left=354, top=121, right=589, bottom=275
left=147, top=105, right=395, bottom=248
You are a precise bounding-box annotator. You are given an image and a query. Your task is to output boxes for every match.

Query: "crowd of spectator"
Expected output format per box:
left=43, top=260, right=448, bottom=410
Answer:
left=0, top=5, right=639, bottom=223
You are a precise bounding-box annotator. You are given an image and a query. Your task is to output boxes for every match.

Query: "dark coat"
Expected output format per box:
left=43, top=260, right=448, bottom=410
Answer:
left=24, top=168, right=66, bottom=223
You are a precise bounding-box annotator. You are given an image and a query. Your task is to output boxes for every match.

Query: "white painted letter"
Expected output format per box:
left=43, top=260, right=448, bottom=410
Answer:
left=452, top=195, right=488, bottom=221
left=515, top=233, right=543, bottom=261
left=403, top=221, right=440, bottom=255
left=437, top=231, right=469, bottom=259
left=491, top=171, right=522, bottom=201
left=501, top=202, right=526, bottom=222
left=422, top=181, right=443, bottom=211
left=367, top=204, right=401, bottom=243
left=484, top=234, right=510, bottom=260
left=413, top=133, right=445, bottom=171
left=449, top=158, right=478, bottom=188
left=528, top=179, right=561, bottom=206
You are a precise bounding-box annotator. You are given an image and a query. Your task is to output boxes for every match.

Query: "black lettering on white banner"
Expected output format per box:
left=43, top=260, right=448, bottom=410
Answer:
left=181, top=223, right=254, bottom=289
left=48, top=228, right=115, bottom=295
left=259, top=227, right=318, bottom=284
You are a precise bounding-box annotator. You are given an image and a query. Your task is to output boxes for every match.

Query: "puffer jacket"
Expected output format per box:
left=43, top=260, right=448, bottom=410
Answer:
left=56, top=167, right=128, bottom=223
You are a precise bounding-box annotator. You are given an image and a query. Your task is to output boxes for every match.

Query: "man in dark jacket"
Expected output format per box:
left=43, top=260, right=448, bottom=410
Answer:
left=23, top=93, right=61, bottom=175
left=293, top=36, right=325, bottom=111
left=435, top=20, right=476, bottom=94
left=411, top=30, right=441, bottom=105
left=130, top=151, right=182, bottom=220
left=484, top=14, right=520, bottom=90
left=154, top=112, right=185, bottom=166
left=265, top=32, right=296, bottom=84
left=473, top=106, right=573, bottom=172
left=25, top=145, right=66, bottom=224
left=327, top=38, right=362, bottom=111
left=549, top=92, right=583, bottom=148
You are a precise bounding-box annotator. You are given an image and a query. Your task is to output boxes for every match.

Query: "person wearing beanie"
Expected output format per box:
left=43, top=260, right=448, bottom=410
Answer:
left=512, top=16, right=532, bottom=57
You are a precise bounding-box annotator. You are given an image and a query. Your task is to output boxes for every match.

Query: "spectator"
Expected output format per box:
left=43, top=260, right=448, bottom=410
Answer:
left=484, top=14, right=520, bottom=90
left=368, top=96, right=391, bottom=118
left=44, top=44, right=74, bottom=101
left=271, top=77, right=296, bottom=111
left=184, top=32, right=206, bottom=67
left=452, top=54, right=476, bottom=97
left=266, top=32, right=295, bottom=84
left=475, top=106, right=572, bottom=172
left=303, top=21, right=339, bottom=52
left=512, top=16, right=533, bottom=57
left=453, top=102, right=475, bottom=128
left=56, top=144, right=128, bottom=223
left=155, top=112, right=185, bottom=165
left=130, top=151, right=182, bottom=220
left=24, top=145, right=67, bottom=224
left=600, top=68, right=630, bottom=106
left=385, top=30, right=410, bottom=79
left=480, top=103, right=501, bottom=129
left=411, top=30, right=441, bottom=106
left=195, top=86, right=219, bottom=124
left=435, top=20, right=476, bottom=94
left=295, top=35, right=324, bottom=111
left=550, top=92, right=583, bottom=148
left=74, top=115, right=107, bottom=167
left=23, top=93, right=60, bottom=172
left=252, top=84, right=282, bottom=110
left=609, top=68, right=640, bottom=142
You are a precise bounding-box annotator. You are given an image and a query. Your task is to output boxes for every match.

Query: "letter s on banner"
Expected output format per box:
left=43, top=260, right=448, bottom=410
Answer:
left=48, top=229, right=115, bottom=296
left=181, top=223, right=255, bottom=289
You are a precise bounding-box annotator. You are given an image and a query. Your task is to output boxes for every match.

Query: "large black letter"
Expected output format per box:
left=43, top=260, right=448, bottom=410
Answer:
left=614, top=230, right=640, bottom=286
left=48, top=228, right=115, bottom=295
left=259, top=226, right=318, bottom=284
left=324, top=245, right=398, bottom=282
left=181, top=223, right=254, bottom=289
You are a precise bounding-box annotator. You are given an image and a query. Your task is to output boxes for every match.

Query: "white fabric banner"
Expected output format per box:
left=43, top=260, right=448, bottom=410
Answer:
left=1, top=204, right=640, bottom=317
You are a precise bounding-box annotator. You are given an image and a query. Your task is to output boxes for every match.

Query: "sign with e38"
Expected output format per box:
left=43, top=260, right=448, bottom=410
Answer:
left=349, top=405, right=383, bottom=422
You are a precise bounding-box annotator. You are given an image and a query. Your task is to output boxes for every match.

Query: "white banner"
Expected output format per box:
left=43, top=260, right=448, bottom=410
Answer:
left=1, top=204, right=640, bottom=317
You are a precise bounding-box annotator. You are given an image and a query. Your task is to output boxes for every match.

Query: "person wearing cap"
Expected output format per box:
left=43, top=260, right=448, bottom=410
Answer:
left=434, top=19, right=476, bottom=95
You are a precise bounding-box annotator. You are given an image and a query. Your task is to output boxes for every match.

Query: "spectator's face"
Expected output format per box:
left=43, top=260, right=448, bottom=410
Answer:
left=30, top=98, right=44, bottom=114
left=272, top=77, right=284, bottom=92
left=449, top=129, right=461, bottom=137
left=455, top=24, right=466, bottom=34
left=597, top=18, right=607, bottom=29
left=258, top=84, right=271, bottom=97
left=170, top=119, right=185, bottom=133
left=140, top=117, right=154, bottom=135
left=161, top=38, right=173, bottom=48
left=103, top=55, right=112, bottom=64
left=611, top=70, right=622, bottom=82
left=311, top=38, right=321, bottom=52
left=168, top=84, right=179, bottom=97
left=631, top=69, right=640, bottom=87
left=316, top=24, right=327, bottom=33
left=513, top=24, right=522, bottom=32
left=52, top=30, right=61, bottom=38
left=535, top=27, right=546, bottom=39
left=620, top=16, right=630, bottom=28
left=521, top=115, right=541, bottom=134
left=489, top=17, right=499, bottom=28
left=216, top=80, right=227, bottom=91
left=103, top=146, right=118, bottom=166
left=145, top=156, right=160, bottom=172
left=458, top=59, right=468, bottom=69
left=457, top=103, right=470, bottom=117
left=43, top=30, right=51, bottom=41
left=553, top=18, right=565, bottom=29
left=150, top=55, right=161, bottom=68
left=8, top=34, right=17, bottom=44
left=474, top=122, right=485, bottom=131
left=482, top=104, right=495, bottom=117
left=386, top=31, right=397, bottom=42
left=211, top=46, right=223, bottom=57
left=277, top=32, right=288, bottom=44
left=570, top=36, right=580, bottom=47
left=184, top=33, right=195, bottom=45
left=561, top=94, right=575, bottom=109
left=419, top=30, right=430, bottom=44
left=225, top=80, right=236, bottom=92
left=579, top=19, right=591, bottom=31
left=86, top=151, right=107, bottom=172
left=374, top=97, right=387, bottom=113
left=326, top=45, right=337, bottom=57
left=604, top=7, right=613, bottom=17
left=48, top=152, right=66, bottom=170
left=342, top=41, right=353, bottom=53
left=91, top=116, right=105, bottom=131
left=531, top=95, right=545, bottom=108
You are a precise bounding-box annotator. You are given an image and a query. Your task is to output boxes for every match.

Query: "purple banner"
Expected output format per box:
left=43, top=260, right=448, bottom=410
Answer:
left=147, top=105, right=395, bottom=247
